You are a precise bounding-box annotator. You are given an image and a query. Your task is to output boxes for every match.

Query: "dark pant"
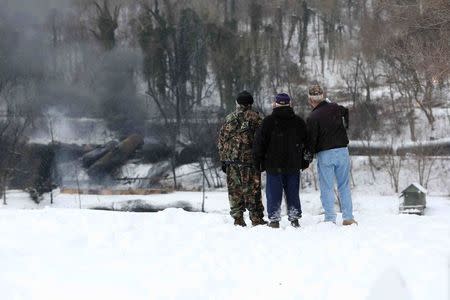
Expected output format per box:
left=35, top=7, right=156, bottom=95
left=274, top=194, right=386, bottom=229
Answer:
left=266, top=172, right=302, bottom=222
left=226, top=165, right=265, bottom=221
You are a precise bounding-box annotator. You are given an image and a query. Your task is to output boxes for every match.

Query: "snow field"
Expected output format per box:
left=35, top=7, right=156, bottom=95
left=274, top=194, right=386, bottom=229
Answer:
left=0, top=192, right=449, bottom=300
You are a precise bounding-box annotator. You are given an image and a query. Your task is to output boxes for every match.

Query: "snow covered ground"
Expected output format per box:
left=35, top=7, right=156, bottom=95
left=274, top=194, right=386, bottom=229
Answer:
left=1, top=190, right=449, bottom=300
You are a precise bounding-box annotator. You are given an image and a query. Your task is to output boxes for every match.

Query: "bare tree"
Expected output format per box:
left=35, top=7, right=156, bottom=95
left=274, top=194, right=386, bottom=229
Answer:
left=91, top=0, right=121, bottom=51
left=0, top=17, right=38, bottom=204
left=374, top=0, right=450, bottom=133
left=136, top=1, right=209, bottom=188
left=0, top=114, right=32, bottom=204
left=414, top=143, right=440, bottom=189
left=381, top=139, right=404, bottom=193
left=341, top=56, right=361, bottom=108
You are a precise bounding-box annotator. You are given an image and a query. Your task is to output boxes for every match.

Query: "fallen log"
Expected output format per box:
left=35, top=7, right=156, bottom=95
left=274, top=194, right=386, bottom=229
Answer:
left=60, top=187, right=172, bottom=195
left=90, top=199, right=197, bottom=212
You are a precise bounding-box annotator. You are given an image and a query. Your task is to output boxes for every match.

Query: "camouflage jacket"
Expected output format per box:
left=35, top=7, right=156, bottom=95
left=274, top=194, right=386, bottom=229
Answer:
left=217, top=105, right=262, bottom=164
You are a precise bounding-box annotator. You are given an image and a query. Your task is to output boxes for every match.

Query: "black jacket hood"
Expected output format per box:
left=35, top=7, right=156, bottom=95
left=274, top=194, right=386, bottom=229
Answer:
left=272, top=106, right=295, bottom=120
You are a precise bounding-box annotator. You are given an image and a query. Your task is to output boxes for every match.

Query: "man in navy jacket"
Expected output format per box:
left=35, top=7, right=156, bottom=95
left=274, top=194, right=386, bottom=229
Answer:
left=253, top=93, right=310, bottom=228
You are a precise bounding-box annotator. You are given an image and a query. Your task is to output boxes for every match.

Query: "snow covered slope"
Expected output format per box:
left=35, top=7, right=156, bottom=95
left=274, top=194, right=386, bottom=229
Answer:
left=0, top=192, right=449, bottom=300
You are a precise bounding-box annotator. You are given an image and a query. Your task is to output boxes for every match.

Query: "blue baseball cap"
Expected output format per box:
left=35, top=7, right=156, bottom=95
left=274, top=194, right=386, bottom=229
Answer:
left=275, top=93, right=290, bottom=105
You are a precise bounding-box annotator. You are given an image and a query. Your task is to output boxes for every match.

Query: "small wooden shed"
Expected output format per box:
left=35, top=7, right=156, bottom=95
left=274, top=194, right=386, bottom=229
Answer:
left=399, top=183, right=427, bottom=215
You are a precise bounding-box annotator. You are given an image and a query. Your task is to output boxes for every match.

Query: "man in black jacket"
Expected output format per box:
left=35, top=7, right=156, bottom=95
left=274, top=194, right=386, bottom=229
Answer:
left=306, top=84, right=357, bottom=226
left=253, top=93, right=310, bottom=228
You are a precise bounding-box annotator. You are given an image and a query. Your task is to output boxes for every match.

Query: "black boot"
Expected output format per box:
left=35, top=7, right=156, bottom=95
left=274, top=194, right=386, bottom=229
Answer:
left=268, top=221, right=280, bottom=228
left=234, top=217, right=247, bottom=227
left=251, top=218, right=268, bottom=226
left=290, top=219, right=300, bottom=228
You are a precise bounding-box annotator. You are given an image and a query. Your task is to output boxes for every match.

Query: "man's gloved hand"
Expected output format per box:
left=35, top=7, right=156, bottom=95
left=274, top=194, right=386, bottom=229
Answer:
left=260, top=162, right=265, bottom=172
left=221, top=162, right=227, bottom=173
left=254, top=161, right=265, bottom=172
left=301, top=161, right=310, bottom=171
left=301, top=150, right=313, bottom=171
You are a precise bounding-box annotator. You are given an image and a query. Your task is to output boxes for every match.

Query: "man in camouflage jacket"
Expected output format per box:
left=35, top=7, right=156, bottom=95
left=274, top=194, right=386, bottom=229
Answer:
left=217, top=91, right=267, bottom=227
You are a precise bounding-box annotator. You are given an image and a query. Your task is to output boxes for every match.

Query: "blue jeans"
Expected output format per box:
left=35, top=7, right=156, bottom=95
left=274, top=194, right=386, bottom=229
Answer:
left=266, top=172, right=302, bottom=222
left=317, top=147, right=354, bottom=222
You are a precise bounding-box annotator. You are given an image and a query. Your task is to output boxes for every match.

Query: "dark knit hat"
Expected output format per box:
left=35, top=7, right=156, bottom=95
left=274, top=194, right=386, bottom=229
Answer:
left=236, top=91, right=254, bottom=105
left=275, top=93, right=291, bottom=105
left=308, top=84, right=323, bottom=96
